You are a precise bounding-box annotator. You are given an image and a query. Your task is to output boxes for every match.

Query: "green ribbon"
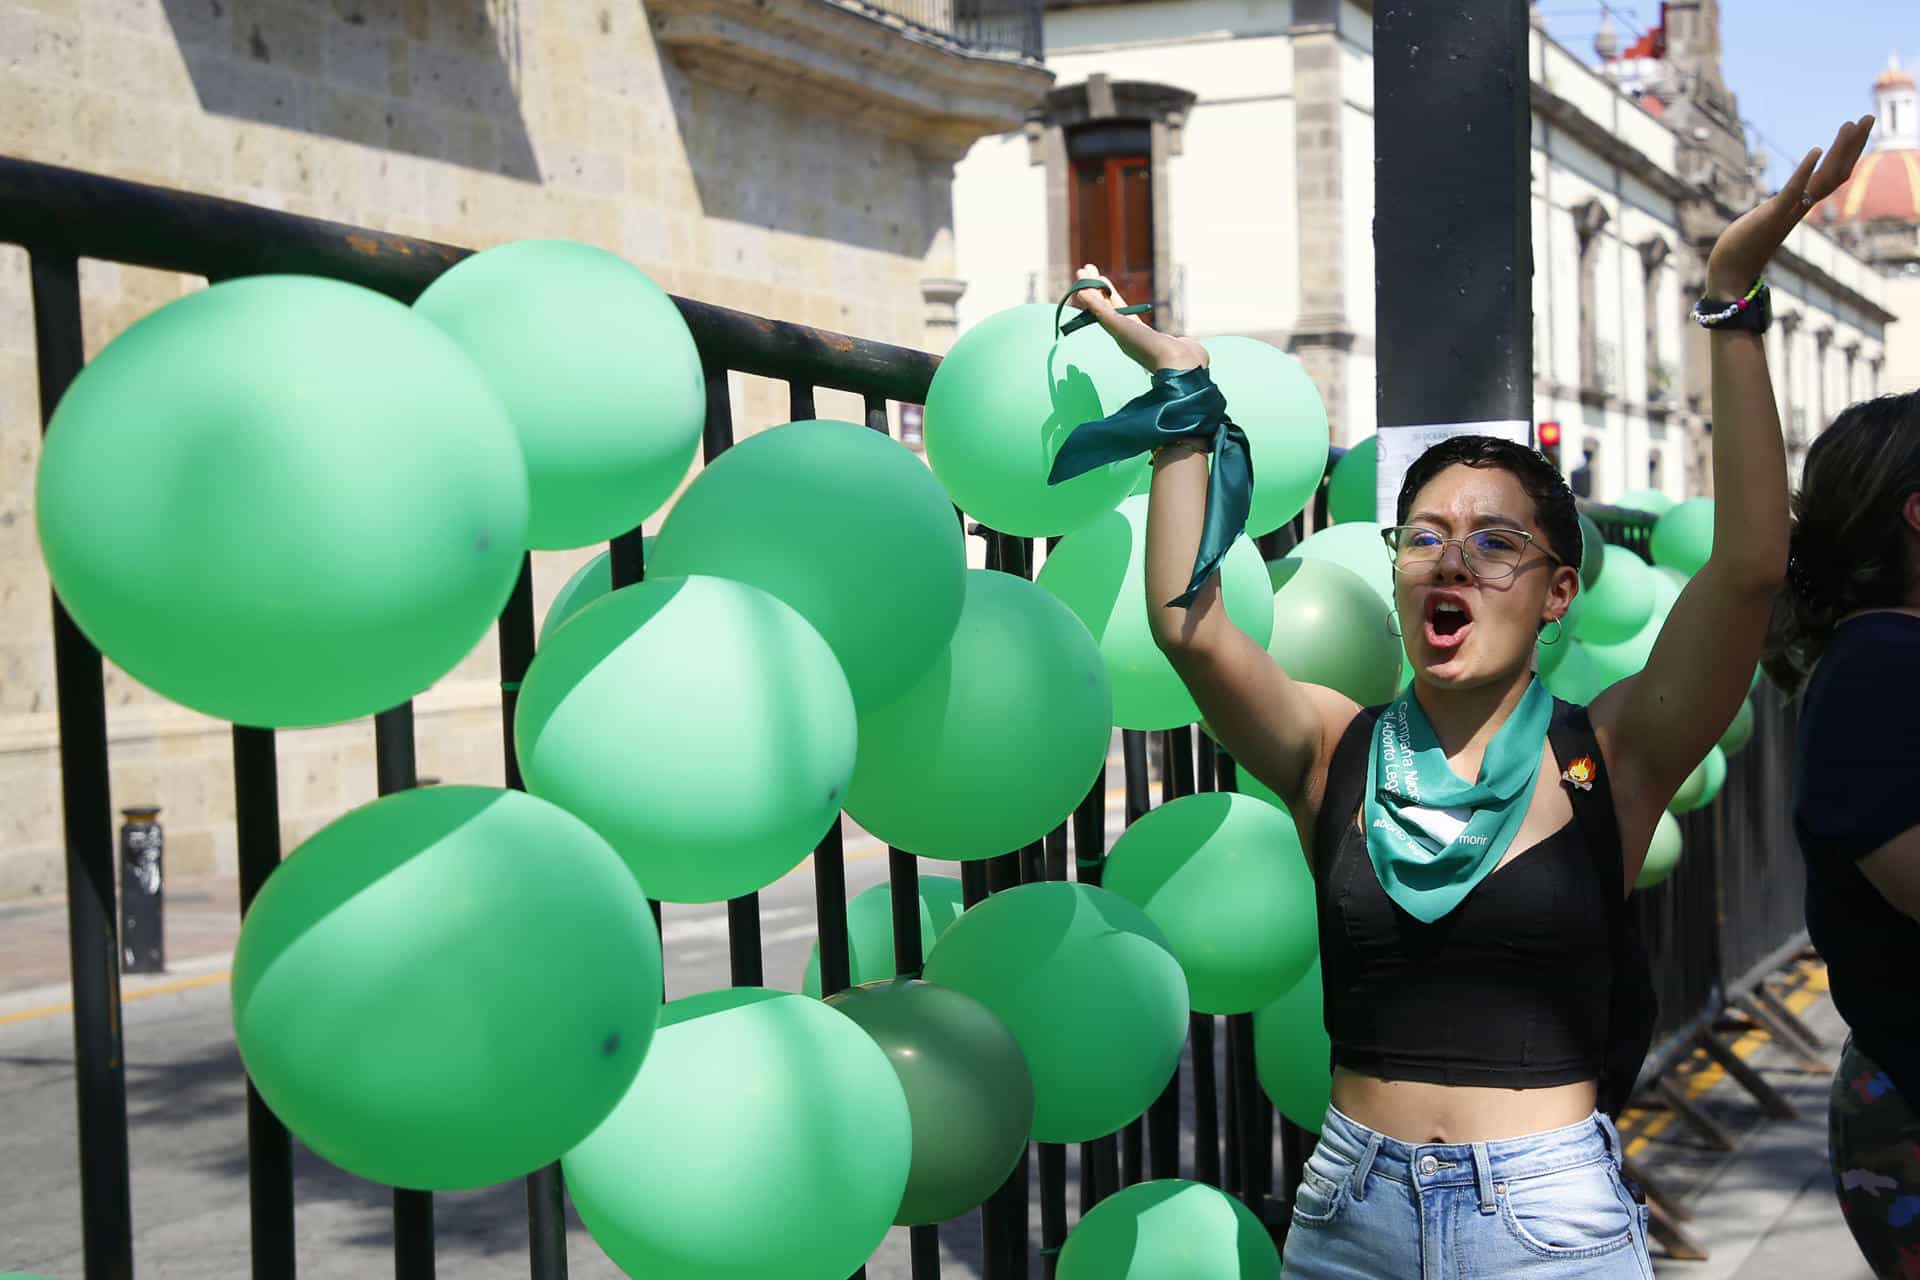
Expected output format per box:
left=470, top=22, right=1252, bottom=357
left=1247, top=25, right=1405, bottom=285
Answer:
left=1363, top=678, right=1554, bottom=923
left=1046, top=365, right=1252, bottom=607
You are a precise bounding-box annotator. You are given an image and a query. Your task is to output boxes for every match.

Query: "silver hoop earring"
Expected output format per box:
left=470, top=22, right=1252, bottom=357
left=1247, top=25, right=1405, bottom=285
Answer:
left=1387, top=611, right=1404, bottom=640
left=1540, top=618, right=1565, bottom=646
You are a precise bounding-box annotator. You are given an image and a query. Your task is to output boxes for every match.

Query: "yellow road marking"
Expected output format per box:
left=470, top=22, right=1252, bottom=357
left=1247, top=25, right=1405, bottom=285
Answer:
left=1624, top=960, right=1825, bottom=1157
left=0, top=969, right=231, bottom=1028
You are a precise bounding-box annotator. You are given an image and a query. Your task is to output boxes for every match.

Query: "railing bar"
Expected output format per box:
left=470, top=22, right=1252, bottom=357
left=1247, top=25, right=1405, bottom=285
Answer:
left=373, top=706, right=436, bottom=1278
left=233, top=725, right=295, bottom=1280
left=1119, top=728, right=1152, bottom=1186
left=604, top=531, right=663, bottom=983
left=0, top=157, right=943, bottom=403
left=494, top=558, right=572, bottom=1278
left=864, top=395, right=890, bottom=435
left=888, top=850, right=925, bottom=976
left=1195, top=1013, right=1222, bottom=1190
left=691, top=364, right=763, bottom=986
left=813, top=821, right=852, bottom=996
left=33, top=249, right=137, bottom=1280
left=790, top=380, right=817, bottom=421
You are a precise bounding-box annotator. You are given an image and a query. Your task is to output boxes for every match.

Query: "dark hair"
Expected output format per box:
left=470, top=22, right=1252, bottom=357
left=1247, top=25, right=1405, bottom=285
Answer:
left=1764, top=390, right=1920, bottom=696
left=1395, top=435, right=1583, bottom=570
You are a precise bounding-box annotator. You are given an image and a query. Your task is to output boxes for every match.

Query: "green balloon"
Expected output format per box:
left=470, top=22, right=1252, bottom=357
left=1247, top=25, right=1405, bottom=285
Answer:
left=1266, top=559, right=1402, bottom=706
left=1037, top=496, right=1272, bottom=732
left=1285, top=521, right=1395, bottom=607
left=1200, top=337, right=1331, bottom=536
left=1253, top=959, right=1332, bottom=1135
left=36, top=275, right=529, bottom=729
left=1613, top=487, right=1677, bottom=516
left=516, top=576, right=856, bottom=902
left=1103, top=793, right=1316, bottom=1014
left=1544, top=640, right=1607, bottom=705
left=539, top=540, right=655, bottom=645
left=1059, top=1179, right=1282, bottom=1280
left=1651, top=498, right=1714, bottom=577
left=1585, top=628, right=1652, bottom=688
left=803, top=875, right=967, bottom=997
left=1578, top=512, right=1606, bottom=589
left=1719, top=696, right=1755, bottom=756
left=845, top=569, right=1112, bottom=859
left=564, top=988, right=910, bottom=1279
left=1669, top=747, right=1726, bottom=814
left=1327, top=436, right=1378, bottom=524
left=413, top=239, right=703, bottom=549
left=1577, top=545, right=1656, bottom=645
left=1233, top=760, right=1291, bottom=813
left=652, top=419, right=966, bottom=712
left=923, top=304, right=1150, bottom=537
left=1585, top=574, right=1676, bottom=686
left=824, top=979, right=1035, bottom=1226
left=1636, top=811, right=1685, bottom=889
left=232, top=787, right=659, bottom=1190
left=924, top=882, right=1189, bottom=1143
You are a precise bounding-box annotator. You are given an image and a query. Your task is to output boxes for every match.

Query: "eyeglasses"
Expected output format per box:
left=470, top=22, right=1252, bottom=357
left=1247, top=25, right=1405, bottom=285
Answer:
left=1379, top=525, right=1563, bottom=581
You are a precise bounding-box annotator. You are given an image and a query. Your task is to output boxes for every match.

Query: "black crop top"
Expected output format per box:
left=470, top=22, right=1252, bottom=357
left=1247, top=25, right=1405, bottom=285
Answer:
left=1310, top=700, right=1655, bottom=1106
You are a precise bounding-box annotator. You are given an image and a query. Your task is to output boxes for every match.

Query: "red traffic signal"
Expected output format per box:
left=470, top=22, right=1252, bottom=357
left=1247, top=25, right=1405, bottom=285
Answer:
left=1538, top=420, right=1562, bottom=449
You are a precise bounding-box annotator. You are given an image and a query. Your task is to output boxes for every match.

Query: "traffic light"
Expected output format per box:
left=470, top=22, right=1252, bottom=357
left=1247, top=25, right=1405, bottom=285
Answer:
left=1538, top=420, right=1562, bottom=468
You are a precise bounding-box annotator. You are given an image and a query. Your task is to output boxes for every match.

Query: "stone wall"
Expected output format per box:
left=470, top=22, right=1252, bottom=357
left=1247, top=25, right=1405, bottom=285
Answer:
left=0, top=0, right=1043, bottom=900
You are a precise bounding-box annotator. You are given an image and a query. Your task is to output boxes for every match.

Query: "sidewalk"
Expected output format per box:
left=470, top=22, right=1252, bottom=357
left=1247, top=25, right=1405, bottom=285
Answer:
left=1622, top=960, right=1868, bottom=1280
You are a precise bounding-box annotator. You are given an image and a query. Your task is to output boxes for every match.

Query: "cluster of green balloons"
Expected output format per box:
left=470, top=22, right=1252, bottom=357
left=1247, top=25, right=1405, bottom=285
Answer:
left=923, top=306, right=1333, bottom=544
left=1535, top=496, right=1769, bottom=893
left=38, top=245, right=711, bottom=730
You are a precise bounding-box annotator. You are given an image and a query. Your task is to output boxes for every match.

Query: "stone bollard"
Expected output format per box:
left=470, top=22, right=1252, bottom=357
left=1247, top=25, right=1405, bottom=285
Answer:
left=119, top=806, right=164, bottom=974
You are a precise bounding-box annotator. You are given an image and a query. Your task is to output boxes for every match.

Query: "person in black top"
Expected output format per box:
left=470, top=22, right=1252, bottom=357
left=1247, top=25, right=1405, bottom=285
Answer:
left=1767, top=387, right=1920, bottom=1280
left=1066, top=114, right=1873, bottom=1279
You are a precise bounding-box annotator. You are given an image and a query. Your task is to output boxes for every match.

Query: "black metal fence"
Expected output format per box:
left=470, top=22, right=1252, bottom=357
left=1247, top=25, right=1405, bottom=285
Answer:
left=2, top=157, right=1812, bottom=1280
left=1582, top=503, right=1809, bottom=1088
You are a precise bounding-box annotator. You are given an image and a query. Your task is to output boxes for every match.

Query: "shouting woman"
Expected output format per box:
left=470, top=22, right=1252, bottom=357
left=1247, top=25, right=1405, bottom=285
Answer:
left=1066, top=114, right=1873, bottom=1277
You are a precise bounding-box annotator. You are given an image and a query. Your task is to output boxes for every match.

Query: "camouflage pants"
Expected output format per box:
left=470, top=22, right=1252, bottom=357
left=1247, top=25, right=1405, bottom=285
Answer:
left=1831, top=1037, right=1920, bottom=1279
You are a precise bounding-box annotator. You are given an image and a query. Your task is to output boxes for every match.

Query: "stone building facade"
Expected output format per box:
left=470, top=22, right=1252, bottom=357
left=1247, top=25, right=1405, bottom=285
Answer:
left=0, top=0, right=1048, bottom=899
left=949, top=0, right=1892, bottom=502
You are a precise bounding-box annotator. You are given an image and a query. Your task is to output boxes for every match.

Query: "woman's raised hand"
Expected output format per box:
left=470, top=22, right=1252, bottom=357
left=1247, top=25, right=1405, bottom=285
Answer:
left=1068, top=263, right=1125, bottom=313
left=1707, top=115, right=1875, bottom=297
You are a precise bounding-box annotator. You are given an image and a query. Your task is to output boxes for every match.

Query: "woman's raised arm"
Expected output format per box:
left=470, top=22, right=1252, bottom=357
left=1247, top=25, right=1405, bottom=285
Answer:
left=1595, top=115, right=1875, bottom=872
left=1070, top=267, right=1357, bottom=817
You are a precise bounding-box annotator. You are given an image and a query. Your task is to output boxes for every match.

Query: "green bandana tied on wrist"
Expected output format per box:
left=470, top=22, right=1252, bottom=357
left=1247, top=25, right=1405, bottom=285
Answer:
left=1364, top=678, right=1554, bottom=923
left=1046, top=365, right=1253, bottom=608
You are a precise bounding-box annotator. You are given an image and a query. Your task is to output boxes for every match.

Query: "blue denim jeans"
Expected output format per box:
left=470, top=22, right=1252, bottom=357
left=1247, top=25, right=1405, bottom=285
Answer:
left=1281, top=1104, right=1655, bottom=1279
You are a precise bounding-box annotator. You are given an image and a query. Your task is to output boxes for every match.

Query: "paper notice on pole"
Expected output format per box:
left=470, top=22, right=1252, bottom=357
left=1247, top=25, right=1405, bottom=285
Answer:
left=1375, top=420, right=1533, bottom=526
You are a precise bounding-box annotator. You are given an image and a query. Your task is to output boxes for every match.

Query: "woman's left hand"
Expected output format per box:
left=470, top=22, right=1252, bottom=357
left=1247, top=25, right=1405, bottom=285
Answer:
left=1706, top=115, right=1874, bottom=297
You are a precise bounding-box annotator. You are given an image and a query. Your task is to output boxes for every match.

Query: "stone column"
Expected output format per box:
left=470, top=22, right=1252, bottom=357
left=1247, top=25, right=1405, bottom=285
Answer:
left=1813, top=325, right=1834, bottom=434
left=1290, top=0, right=1353, bottom=440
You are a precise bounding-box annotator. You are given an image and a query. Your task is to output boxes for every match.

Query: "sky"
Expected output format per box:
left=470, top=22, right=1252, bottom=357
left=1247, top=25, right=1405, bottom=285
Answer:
left=1542, top=1, right=1916, bottom=189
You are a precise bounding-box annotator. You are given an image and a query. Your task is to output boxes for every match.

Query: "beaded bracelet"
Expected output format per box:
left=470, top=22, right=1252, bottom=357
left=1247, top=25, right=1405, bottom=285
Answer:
left=1690, top=276, right=1766, bottom=328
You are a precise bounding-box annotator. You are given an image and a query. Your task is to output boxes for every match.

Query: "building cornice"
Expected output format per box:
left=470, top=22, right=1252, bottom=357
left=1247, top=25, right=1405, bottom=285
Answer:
left=651, top=0, right=1055, bottom=160
left=1530, top=80, right=1693, bottom=204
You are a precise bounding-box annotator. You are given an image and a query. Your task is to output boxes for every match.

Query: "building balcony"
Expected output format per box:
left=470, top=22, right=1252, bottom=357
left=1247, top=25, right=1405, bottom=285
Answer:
left=650, top=0, right=1053, bottom=159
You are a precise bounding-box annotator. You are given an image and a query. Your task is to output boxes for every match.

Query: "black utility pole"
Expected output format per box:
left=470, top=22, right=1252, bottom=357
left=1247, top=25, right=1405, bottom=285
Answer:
left=1374, top=0, right=1536, bottom=510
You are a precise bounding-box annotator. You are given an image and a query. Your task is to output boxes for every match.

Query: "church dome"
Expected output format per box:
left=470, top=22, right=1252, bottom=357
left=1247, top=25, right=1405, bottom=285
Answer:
left=1815, top=54, right=1920, bottom=228
left=1815, top=148, right=1920, bottom=227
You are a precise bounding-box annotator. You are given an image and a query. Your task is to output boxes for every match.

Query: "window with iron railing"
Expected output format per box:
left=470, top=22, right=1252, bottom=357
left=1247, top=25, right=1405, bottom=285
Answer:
left=849, top=0, right=1045, bottom=60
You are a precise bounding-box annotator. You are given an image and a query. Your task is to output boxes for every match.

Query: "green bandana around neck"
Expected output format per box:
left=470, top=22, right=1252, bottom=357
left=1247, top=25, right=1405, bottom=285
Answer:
left=1363, top=678, right=1554, bottom=923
